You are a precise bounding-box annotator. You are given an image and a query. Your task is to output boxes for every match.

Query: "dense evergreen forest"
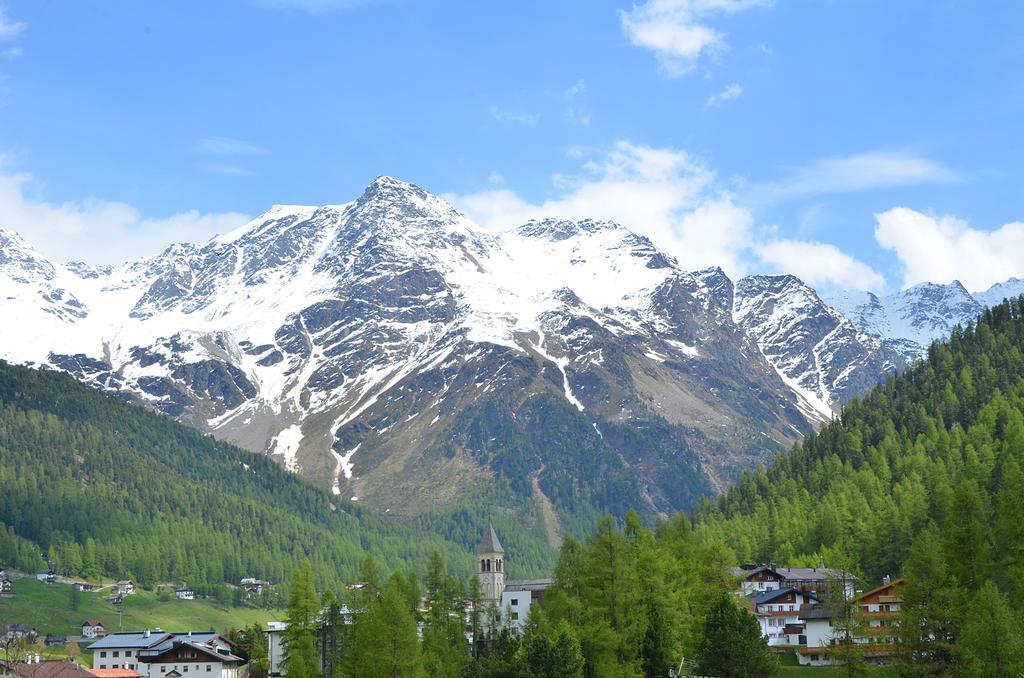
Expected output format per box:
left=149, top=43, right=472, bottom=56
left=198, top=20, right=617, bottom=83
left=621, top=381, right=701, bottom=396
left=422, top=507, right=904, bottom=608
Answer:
left=0, top=360, right=470, bottom=591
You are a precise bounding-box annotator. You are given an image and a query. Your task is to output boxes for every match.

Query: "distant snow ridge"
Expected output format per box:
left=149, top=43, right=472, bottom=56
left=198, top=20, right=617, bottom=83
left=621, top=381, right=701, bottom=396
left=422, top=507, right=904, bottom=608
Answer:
left=826, top=278, right=1024, bottom=360
left=1, top=175, right=1009, bottom=517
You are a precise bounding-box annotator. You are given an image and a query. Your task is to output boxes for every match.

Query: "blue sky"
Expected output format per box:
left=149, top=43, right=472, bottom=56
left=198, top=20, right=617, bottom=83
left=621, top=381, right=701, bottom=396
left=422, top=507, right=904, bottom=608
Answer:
left=0, top=0, right=1022, bottom=293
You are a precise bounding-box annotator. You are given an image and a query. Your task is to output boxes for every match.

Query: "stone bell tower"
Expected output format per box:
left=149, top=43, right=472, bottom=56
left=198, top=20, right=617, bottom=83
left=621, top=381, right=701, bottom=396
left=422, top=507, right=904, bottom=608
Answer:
left=476, top=523, right=505, bottom=604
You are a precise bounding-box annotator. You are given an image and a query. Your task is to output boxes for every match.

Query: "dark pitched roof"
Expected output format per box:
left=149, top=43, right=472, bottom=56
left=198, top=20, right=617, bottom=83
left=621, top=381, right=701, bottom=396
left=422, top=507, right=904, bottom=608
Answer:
left=86, top=632, right=173, bottom=650
left=798, top=603, right=838, bottom=621
left=503, top=579, right=553, bottom=592
left=4, top=660, right=94, bottom=678
left=858, top=578, right=906, bottom=602
left=748, top=587, right=819, bottom=605
left=475, top=524, right=504, bottom=554
left=143, top=642, right=243, bottom=665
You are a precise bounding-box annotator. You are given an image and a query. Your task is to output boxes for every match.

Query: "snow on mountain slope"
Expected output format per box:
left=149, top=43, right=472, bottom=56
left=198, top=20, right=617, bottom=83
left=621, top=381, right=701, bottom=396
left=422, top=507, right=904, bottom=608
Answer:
left=827, top=278, right=1024, bottom=360
left=0, top=177, right=939, bottom=524
left=733, top=275, right=905, bottom=422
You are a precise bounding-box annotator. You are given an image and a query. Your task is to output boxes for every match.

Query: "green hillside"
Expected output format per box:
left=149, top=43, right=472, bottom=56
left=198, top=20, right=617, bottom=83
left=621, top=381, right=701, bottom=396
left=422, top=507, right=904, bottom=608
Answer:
left=0, top=577, right=278, bottom=639
left=696, top=295, right=1024, bottom=584
left=0, top=359, right=480, bottom=591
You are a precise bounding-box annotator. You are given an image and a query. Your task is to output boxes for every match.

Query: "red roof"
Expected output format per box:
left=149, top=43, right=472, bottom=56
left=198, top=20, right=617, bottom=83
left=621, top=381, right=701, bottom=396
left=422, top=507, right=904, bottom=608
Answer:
left=82, top=621, right=104, bottom=627
left=87, top=670, right=142, bottom=678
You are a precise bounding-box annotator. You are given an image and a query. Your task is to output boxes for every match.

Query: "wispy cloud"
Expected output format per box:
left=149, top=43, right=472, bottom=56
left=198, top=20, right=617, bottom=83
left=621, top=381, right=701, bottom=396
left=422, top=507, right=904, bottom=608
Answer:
left=564, top=80, right=586, bottom=99
left=0, top=5, right=25, bottom=40
left=197, top=137, right=269, bottom=156
left=753, top=151, right=960, bottom=203
left=706, top=82, right=742, bottom=107
left=489, top=105, right=539, bottom=125
left=620, top=0, right=772, bottom=75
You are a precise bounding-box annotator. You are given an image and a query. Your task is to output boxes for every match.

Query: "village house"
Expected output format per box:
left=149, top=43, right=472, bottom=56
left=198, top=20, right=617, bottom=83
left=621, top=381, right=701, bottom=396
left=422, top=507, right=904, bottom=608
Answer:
left=0, top=577, right=13, bottom=596
left=2, top=625, right=38, bottom=645
left=174, top=587, right=194, bottom=601
left=73, top=583, right=95, bottom=593
left=747, top=588, right=821, bottom=646
left=112, top=581, right=135, bottom=596
left=239, top=579, right=269, bottom=595
left=87, top=631, right=240, bottom=678
left=733, top=564, right=856, bottom=599
left=34, top=571, right=55, bottom=586
left=794, top=577, right=906, bottom=666
left=81, top=622, right=106, bottom=640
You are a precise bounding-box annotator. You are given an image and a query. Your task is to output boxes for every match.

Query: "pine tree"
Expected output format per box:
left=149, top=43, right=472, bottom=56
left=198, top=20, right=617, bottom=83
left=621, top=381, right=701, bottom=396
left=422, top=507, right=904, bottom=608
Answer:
left=695, top=593, right=775, bottom=678
left=350, top=572, right=424, bottom=678
left=955, top=581, right=1024, bottom=677
left=283, top=559, right=320, bottom=678
left=899, top=526, right=959, bottom=675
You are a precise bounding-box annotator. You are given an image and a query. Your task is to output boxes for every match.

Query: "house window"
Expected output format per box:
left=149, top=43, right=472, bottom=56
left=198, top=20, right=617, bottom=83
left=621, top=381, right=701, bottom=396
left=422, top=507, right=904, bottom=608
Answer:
left=160, top=668, right=166, bottom=673
left=207, top=667, right=212, bottom=672
left=99, top=666, right=106, bottom=670
left=126, top=651, right=133, bottom=657
left=510, top=612, right=519, bottom=620
left=114, top=652, right=120, bottom=658
left=184, top=666, right=189, bottom=672
left=511, top=598, right=519, bottom=606
left=101, top=652, right=108, bottom=658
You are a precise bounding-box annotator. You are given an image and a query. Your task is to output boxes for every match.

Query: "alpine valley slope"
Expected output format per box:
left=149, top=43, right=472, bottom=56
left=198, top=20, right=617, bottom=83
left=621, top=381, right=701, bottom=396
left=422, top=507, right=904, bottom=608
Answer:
left=1, top=177, right=904, bottom=539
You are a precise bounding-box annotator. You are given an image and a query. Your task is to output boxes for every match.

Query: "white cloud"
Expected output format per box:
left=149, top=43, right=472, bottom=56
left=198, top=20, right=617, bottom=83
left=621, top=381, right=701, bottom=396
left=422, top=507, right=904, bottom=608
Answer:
left=449, top=141, right=754, bottom=274
left=620, top=0, right=771, bottom=75
left=564, top=80, right=586, bottom=98
left=564, top=108, right=593, bottom=126
left=197, top=137, right=268, bottom=156
left=448, top=140, right=883, bottom=288
left=489, top=106, right=539, bottom=125
left=0, top=5, right=25, bottom=40
left=875, top=207, right=1024, bottom=292
left=758, top=238, right=886, bottom=291
left=0, top=171, right=249, bottom=265
left=706, top=82, right=742, bottom=107
left=762, top=151, right=959, bottom=200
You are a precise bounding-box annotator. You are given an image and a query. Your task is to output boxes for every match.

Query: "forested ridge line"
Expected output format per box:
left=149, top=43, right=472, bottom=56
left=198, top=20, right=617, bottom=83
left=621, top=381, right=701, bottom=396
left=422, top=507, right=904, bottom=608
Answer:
left=0, top=359, right=470, bottom=592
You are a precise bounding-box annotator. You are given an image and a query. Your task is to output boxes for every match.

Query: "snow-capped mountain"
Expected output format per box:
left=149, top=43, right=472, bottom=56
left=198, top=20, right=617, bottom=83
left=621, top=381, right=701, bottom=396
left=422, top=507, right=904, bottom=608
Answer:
left=734, top=275, right=906, bottom=420
left=0, top=178, right=908, bottom=531
left=827, top=278, right=1024, bottom=360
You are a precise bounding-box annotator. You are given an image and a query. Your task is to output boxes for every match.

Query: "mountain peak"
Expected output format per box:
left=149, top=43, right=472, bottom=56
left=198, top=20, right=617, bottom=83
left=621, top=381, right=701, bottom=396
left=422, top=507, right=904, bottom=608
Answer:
left=514, top=217, right=623, bottom=241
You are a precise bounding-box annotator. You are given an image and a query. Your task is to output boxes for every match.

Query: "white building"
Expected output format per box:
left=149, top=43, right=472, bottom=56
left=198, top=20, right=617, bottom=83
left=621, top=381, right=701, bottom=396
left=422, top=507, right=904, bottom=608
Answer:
left=266, top=622, right=287, bottom=677
left=500, top=579, right=553, bottom=633
left=747, top=587, right=820, bottom=646
left=113, top=581, right=136, bottom=596
left=81, top=620, right=107, bottom=639
left=175, top=587, right=195, bottom=601
left=87, top=631, right=240, bottom=678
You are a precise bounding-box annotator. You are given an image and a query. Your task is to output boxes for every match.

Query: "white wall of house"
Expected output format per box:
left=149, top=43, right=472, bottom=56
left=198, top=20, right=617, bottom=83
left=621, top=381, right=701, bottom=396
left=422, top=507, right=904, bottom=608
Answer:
left=500, top=591, right=533, bottom=632
left=92, top=647, right=142, bottom=671
left=267, top=622, right=286, bottom=677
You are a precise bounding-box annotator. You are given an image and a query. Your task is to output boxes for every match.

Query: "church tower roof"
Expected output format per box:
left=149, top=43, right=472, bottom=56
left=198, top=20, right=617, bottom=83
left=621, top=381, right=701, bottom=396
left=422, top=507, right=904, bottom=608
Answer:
left=475, top=523, right=504, bottom=554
